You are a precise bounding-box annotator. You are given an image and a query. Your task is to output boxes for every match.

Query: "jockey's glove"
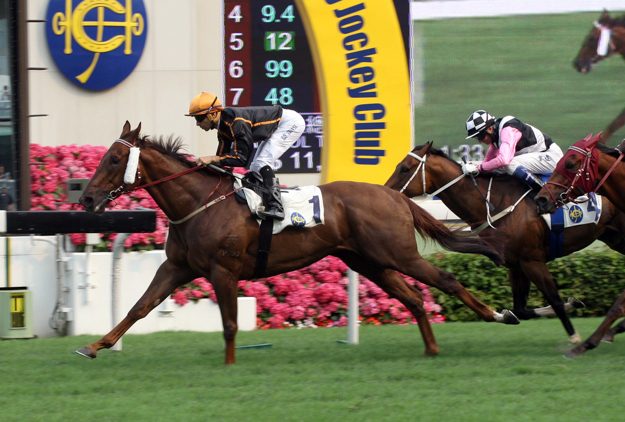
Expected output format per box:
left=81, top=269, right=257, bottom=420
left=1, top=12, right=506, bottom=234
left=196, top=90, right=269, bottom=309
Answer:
left=461, top=163, right=480, bottom=176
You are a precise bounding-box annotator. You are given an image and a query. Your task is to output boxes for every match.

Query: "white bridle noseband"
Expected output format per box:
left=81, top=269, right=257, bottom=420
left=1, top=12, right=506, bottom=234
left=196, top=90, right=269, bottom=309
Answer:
left=594, top=21, right=613, bottom=56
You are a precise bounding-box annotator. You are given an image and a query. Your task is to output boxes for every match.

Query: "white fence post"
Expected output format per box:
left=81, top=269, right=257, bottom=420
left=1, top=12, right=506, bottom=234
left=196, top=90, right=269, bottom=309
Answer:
left=347, top=269, right=359, bottom=344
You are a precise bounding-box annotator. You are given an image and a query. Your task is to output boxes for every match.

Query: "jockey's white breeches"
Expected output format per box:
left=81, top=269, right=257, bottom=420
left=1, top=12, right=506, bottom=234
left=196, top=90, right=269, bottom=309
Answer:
left=503, top=143, right=564, bottom=175
left=250, top=109, right=305, bottom=174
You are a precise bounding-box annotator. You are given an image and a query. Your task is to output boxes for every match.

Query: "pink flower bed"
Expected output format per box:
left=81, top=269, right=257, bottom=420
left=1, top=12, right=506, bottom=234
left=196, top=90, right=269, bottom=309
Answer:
left=172, top=256, right=445, bottom=329
left=30, top=144, right=445, bottom=328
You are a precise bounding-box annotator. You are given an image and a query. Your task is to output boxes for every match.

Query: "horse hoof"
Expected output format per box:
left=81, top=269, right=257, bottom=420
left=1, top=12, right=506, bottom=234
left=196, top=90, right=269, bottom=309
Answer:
left=75, top=346, right=97, bottom=359
left=568, top=332, right=582, bottom=345
left=502, top=309, right=520, bottom=325
left=564, top=348, right=584, bottom=359
left=601, top=334, right=614, bottom=344
left=567, top=297, right=585, bottom=309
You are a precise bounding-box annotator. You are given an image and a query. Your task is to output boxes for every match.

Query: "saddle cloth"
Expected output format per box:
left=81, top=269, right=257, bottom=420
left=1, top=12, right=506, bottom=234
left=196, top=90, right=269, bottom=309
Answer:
left=234, top=179, right=325, bottom=234
left=541, top=192, right=602, bottom=230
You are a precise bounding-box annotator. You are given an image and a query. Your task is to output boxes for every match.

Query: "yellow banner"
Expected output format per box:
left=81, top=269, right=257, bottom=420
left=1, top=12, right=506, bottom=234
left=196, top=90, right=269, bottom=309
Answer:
left=296, top=0, right=411, bottom=184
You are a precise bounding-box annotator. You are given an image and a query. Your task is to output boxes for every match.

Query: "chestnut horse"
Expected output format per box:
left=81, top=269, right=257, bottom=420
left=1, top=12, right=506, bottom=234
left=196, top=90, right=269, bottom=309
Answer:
left=385, top=143, right=625, bottom=345
left=573, top=10, right=625, bottom=141
left=76, top=123, right=516, bottom=365
left=536, top=133, right=625, bottom=358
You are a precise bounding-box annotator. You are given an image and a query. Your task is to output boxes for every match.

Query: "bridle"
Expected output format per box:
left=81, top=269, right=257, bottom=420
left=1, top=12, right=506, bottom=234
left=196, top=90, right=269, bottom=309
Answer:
left=107, top=139, right=204, bottom=201
left=399, top=151, right=466, bottom=198
left=107, top=139, right=242, bottom=224
left=542, top=145, right=624, bottom=209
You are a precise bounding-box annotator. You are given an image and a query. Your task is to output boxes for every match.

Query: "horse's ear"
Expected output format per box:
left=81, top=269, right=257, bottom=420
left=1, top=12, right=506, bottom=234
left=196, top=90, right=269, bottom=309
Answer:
left=423, top=141, right=433, bottom=154
left=120, top=121, right=131, bottom=138
left=600, top=9, right=610, bottom=23
left=597, top=131, right=607, bottom=146
left=588, top=132, right=602, bottom=149
left=127, top=122, right=142, bottom=142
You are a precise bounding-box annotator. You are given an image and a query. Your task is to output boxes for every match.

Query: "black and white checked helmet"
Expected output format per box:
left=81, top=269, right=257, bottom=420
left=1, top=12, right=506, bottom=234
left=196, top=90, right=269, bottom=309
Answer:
left=465, top=110, right=495, bottom=139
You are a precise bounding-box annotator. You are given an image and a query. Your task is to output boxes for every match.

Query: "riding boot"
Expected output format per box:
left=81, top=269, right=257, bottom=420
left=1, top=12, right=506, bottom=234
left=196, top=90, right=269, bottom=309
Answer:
left=512, top=165, right=544, bottom=190
left=257, top=165, right=285, bottom=221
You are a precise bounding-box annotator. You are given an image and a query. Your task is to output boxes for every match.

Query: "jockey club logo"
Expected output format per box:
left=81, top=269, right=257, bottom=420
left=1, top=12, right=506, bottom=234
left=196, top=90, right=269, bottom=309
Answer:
left=45, top=0, right=148, bottom=90
left=290, top=212, right=306, bottom=227
left=568, top=205, right=584, bottom=224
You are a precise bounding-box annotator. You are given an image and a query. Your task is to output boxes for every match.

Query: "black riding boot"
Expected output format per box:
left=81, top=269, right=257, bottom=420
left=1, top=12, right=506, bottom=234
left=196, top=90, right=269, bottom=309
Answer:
left=258, top=165, right=285, bottom=221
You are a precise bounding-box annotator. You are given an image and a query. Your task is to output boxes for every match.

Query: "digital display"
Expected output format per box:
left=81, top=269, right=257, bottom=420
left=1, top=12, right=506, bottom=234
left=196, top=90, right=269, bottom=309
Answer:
left=223, top=0, right=410, bottom=173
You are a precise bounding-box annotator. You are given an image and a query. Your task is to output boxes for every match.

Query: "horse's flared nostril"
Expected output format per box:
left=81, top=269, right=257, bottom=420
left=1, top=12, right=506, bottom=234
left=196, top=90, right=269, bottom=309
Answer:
left=80, top=196, right=94, bottom=209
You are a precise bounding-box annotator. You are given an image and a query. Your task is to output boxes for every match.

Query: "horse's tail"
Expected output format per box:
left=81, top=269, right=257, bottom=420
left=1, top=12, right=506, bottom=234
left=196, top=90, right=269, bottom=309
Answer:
left=400, top=195, right=505, bottom=266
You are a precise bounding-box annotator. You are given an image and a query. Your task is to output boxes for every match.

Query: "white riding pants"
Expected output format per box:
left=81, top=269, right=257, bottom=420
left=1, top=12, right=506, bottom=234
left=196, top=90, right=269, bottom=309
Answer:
left=250, top=109, right=305, bottom=174
left=503, top=143, right=564, bottom=175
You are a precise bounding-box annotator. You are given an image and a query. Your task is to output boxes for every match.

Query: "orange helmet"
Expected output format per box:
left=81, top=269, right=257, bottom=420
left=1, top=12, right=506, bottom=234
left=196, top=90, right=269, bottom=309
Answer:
left=186, top=92, right=223, bottom=116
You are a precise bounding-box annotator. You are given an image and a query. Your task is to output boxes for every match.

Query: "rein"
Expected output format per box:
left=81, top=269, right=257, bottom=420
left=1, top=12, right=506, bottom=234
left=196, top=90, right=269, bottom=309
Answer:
left=401, top=150, right=528, bottom=233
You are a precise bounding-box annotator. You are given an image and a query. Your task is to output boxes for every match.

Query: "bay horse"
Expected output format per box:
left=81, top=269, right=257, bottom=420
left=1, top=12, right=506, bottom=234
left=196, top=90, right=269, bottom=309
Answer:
left=76, top=122, right=516, bottom=365
left=573, top=10, right=625, bottom=141
left=385, top=143, right=625, bottom=345
left=536, top=133, right=625, bottom=358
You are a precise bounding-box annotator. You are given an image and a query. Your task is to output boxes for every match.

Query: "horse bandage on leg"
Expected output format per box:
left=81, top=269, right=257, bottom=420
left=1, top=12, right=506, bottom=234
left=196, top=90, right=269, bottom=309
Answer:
left=124, top=147, right=141, bottom=184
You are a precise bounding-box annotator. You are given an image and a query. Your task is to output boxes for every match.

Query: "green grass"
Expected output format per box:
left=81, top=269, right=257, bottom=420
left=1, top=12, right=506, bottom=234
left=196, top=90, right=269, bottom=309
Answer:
left=414, top=12, right=625, bottom=150
left=1, top=318, right=624, bottom=421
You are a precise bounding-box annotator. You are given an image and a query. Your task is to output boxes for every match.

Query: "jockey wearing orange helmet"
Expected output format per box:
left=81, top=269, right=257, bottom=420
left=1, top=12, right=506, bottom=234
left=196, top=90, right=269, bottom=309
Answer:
left=187, top=92, right=305, bottom=220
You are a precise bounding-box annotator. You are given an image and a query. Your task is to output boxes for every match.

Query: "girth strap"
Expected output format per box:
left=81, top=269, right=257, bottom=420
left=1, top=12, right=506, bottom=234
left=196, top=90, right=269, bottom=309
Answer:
left=253, top=218, right=274, bottom=279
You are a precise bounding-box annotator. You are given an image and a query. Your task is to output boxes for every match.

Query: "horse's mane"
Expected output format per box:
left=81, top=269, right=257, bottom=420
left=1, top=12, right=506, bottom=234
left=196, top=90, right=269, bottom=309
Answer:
left=597, top=143, right=622, bottom=158
left=132, top=134, right=196, bottom=168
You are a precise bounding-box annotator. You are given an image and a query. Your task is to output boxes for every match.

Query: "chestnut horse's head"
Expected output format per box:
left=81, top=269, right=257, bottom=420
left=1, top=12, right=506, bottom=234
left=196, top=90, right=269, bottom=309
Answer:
left=80, top=121, right=142, bottom=214
left=535, top=133, right=602, bottom=215
left=573, top=10, right=620, bottom=73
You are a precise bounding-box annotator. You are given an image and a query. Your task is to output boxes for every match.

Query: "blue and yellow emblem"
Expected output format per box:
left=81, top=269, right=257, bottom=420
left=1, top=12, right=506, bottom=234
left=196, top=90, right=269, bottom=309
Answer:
left=45, top=0, right=148, bottom=90
left=290, top=212, right=306, bottom=227
left=568, top=205, right=583, bottom=224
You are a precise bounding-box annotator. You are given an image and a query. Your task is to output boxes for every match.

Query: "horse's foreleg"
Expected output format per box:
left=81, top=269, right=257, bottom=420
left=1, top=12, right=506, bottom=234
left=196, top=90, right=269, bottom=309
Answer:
left=566, top=289, right=625, bottom=359
left=342, top=255, right=439, bottom=356
left=76, top=260, right=195, bottom=359
left=208, top=264, right=239, bottom=365
left=408, top=258, right=519, bottom=325
left=603, top=106, right=625, bottom=142
left=508, top=267, right=535, bottom=320
left=521, top=261, right=580, bottom=343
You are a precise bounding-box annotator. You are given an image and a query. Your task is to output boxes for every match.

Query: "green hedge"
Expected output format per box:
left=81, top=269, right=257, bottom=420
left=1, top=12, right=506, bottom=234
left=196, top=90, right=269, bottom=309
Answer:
left=426, top=249, right=625, bottom=322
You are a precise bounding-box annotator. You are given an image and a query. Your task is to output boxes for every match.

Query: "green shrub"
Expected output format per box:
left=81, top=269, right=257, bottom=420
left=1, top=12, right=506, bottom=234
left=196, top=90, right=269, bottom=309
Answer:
left=426, top=249, right=625, bottom=322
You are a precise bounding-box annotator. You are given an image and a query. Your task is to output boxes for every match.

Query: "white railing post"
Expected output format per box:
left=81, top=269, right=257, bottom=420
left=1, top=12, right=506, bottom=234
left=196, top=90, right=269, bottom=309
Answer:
left=347, top=269, right=359, bottom=344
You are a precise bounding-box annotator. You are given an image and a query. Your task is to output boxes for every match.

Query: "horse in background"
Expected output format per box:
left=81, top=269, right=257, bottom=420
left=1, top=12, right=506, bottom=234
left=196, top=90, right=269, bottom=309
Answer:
left=76, top=122, right=517, bottom=365
left=385, top=143, right=625, bottom=346
left=536, top=133, right=625, bottom=358
left=573, top=10, right=625, bottom=141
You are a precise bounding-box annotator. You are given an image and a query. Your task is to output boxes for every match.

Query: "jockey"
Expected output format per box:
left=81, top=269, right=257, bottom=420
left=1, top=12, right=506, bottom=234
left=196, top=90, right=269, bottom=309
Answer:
left=187, top=92, right=305, bottom=221
left=462, top=110, right=564, bottom=189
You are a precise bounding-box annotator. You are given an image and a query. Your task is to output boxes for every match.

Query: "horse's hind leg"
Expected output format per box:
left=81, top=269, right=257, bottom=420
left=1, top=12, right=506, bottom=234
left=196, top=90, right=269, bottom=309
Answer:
left=602, top=319, right=625, bottom=343
left=565, top=289, right=625, bottom=358
left=403, top=257, right=519, bottom=325
left=76, top=260, right=196, bottom=359
left=342, top=255, right=439, bottom=356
